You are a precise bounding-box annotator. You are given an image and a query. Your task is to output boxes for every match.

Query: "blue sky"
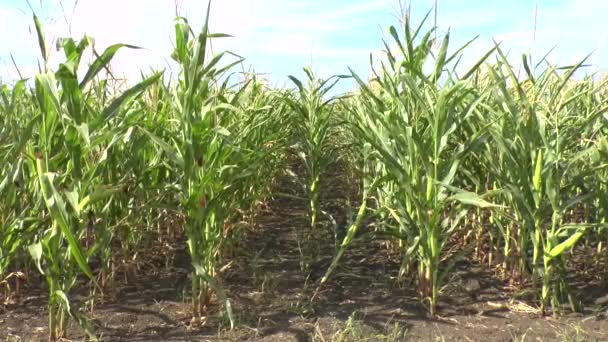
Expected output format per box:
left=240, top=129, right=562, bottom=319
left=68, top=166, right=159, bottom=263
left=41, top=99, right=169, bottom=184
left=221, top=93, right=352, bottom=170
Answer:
left=0, top=0, right=606, bottom=93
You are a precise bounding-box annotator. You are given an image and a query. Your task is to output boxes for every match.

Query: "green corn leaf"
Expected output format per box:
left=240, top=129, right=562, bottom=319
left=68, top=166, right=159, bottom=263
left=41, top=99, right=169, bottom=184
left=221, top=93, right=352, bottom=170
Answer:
left=35, top=73, right=62, bottom=115
left=389, top=26, right=406, bottom=58
left=461, top=44, right=498, bottom=80
left=288, top=75, right=305, bottom=94
left=93, top=72, right=162, bottom=129
left=32, top=14, right=48, bottom=65
left=533, top=149, right=543, bottom=194
left=548, top=229, right=586, bottom=259
left=448, top=191, right=502, bottom=208
left=433, top=31, right=450, bottom=80
left=140, top=128, right=185, bottom=168
left=80, top=43, right=142, bottom=89
left=522, top=54, right=534, bottom=83
left=207, top=33, right=233, bottom=38
left=65, top=189, right=80, bottom=216
left=36, top=169, right=94, bottom=280
left=78, top=185, right=123, bottom=213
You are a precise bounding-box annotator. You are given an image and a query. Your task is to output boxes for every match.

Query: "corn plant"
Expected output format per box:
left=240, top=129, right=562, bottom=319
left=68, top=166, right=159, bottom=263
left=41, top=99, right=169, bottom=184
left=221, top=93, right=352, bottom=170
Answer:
left=142, top=11, right=233, bottom=324
left=339, top=13, right=498, bottom=315
left=484, top=50, right=608, bottom=314
left=142, top=3, right=282, bottom=326
left=22, top=14, right=161, bottom=340
left=284, top=68, right=341, bottom=271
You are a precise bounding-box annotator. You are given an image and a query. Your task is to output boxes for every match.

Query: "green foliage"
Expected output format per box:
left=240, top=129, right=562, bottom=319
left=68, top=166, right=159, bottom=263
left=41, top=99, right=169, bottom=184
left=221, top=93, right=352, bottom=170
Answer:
left=0, top=4, right=608, bottom=340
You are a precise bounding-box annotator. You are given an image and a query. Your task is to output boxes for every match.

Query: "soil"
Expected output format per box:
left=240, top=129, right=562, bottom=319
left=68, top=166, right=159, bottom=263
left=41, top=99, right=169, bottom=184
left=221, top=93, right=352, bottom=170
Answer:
left=2, top=179, right=608, bottom=341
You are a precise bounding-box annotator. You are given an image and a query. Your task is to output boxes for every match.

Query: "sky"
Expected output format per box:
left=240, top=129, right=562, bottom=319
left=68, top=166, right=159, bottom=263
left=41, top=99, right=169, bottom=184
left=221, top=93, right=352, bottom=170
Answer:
left=0, top=0, right=606, bottom=93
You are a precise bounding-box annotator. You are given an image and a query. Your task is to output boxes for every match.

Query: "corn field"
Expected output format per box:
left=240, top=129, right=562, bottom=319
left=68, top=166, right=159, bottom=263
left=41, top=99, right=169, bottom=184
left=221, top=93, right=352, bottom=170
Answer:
left=1, top=4, right=608, bottom=341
